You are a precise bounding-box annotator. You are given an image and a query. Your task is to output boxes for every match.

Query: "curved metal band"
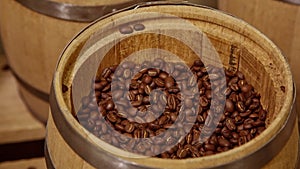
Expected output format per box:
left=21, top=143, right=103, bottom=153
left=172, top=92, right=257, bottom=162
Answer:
left=281, top=0, right=300, bottom=5
left=297, top=139, right=300, bottom=169
left=10, top=68, right=49, bottom=102
left=50, top=1, right=298, bottom=169
left=15, top=0, right=151, bottom=22
left=44, top=144, right=56, bottom=169
left=19, top=90, right=48, bottom=124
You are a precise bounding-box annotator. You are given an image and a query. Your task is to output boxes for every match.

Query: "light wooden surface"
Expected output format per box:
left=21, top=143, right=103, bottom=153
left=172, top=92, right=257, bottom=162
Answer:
left=0, top=55, right=45, bottom=144
left=0, top=158, right=46, bottom=169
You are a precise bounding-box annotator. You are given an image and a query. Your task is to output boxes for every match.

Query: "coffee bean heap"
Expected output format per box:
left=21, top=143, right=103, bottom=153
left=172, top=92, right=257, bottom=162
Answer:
left=76, top=58, right=267, bottom=159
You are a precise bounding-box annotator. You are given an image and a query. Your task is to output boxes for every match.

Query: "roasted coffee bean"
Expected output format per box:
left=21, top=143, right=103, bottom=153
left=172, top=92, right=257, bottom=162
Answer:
left=142, top=75, right=152, bottom=84
left=124, top=123, right=134, bottom=133
left=249, top=102, right=259, bottom=110
left=167, top=94, right=177, bottom=110
left=133, top=23, right=145, bottom=31
left=205, top=151, right=215, bottom=156
left=101, top=68, right=112, bottom=79
left=225, top=99, right=234, bottom=112
left=238, top=136, right=247, bottom=146
left=158, top=115, right=170, bottom=125
left=78, top=59, right=267, bottom=159
left=107, top=112, right=117, bottom=123
left=236, top=71, right=244, bottom=79
left=115, top=124, right=124, bottom=131
left=244, top=123, right=253, bottom=129
left=236, top=101, right=246, bottom=112
left=142, top=96, right=150, bottom=104
left=123, top=69, right=131, bottom=79
left=165, top=76, right=175, bottom=88
left=234, top=115, right=244, bottom=125
left=153, top=58, right=165, bottom=68
left=86, top=119, right=95, bottom=129
left=230, top=83, right=239, bottom=91
left=132, top=72, right=143, bottom=81
left=77, top=113, right=89, bottom=120
left=207, top=135, right=217, bottom=146
left=218, top=138, right=230, bottom=147
left=253, top=120, right=265, bottom=127
left=204, top=144, right=216, bottom=151
left=238, top=93, right=246, bottom=102
left=225, top=118, right=236, bottom=131
left=241, top=84, right=252, bottom=93
left=240, top=110, right=252, bottom=117
left=239, top=130, right=249, bottom=137
left=106, top=100, right=115, bottom=111
left=184, top=98, right=193, bottom=109
left=119, top=26, right=133, bottom=34
left=145, top=85, right=152, bottom=95
left=160, top=153, right=170, bottom=159
left=197, top=115, right=205, bottom=123
left=128, top=107, right=137, bottom=116
left=154, top=78, right=165, bottom=87
left=156, top=129, right=166, bottom=136
left=238, top=79, right=247, bottom=88
left=200, top=96, right=209, bottom=107
left=144, top=111, right=156, bottom=122
left=186, top=133, right=193, bottom=144
left=249, top=113, right=259, bottom=119
left=88, top=110, right=98, bottom=120
left=148, top=69, right=158, bottom=77
left=175, top=63, right=186, bottom=71
left=221, top=127, right=231, bottom=138
left=259, top=109, right=267, bottom=120
left=191, top=65, right=201, bottom=72
left=177, top=148, right=188, bottom=158
left=81, top=96, right=90, bottom=107
left=170, top=113, right=178, bottom=122
left=133, top=129, right=142, bottom=138
left=113, top=90, right=124, bottom=100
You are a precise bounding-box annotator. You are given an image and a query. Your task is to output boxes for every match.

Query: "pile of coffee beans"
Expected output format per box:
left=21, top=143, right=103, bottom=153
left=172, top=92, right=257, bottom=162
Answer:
left=76, top=58, right=267, bottom=159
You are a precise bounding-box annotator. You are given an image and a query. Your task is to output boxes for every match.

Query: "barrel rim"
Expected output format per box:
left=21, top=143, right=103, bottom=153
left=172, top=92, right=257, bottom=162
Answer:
left=281, top=0, right=300, bottom=5
left=15, top=0, right=152, bottom=22
left=50, top=1, right=296, bottom=169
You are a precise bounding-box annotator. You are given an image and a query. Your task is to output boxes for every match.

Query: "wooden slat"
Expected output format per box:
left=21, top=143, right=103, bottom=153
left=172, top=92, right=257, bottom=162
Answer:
left=0, top=54, right=45, bottom=144
left=0, top=158, right=46, bottom=169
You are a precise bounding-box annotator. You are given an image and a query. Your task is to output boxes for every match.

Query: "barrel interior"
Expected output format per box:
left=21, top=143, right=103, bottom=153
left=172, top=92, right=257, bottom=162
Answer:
left=55, top=4, right=293, bottom=168
left=69, top=32, right=282, bottom=127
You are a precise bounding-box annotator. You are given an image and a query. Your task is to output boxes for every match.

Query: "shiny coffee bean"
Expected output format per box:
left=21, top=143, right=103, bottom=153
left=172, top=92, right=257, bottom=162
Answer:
left=225, top=99, right=234, bottom=112
left=165, top=76, right=175, bottom=88
left=119, top=26, right=133, bottom=34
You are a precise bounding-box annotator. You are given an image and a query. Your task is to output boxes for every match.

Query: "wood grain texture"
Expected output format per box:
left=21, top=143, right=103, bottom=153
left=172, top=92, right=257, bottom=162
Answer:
left=218, top=0, right=300, bottom=121
left=52, top=0, right=134, bottom=6
left=0, top=0, right=134, bottom=123
left=169, top=0, right=218, bottom=8
left=0, top=158, right=46, bottom=169
left=46, top=112, right=299, bottom=169
left=0, top=55, right=45, bottom=144
left=47, top=4, right=297, bottom=169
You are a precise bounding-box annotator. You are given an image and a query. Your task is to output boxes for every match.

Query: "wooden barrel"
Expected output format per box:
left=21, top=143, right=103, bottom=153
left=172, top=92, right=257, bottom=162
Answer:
left=0, top=0, right=149, bottom=123
left=46, top=2, right=298, bottom=169
left=218, top=0, right=300, bottom=126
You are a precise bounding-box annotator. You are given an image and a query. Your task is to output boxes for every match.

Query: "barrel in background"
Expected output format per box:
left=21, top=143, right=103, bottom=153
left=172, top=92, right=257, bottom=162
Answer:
left=218, top=0, right=300, bottom=123
left=46, top=2, right=297, bottom=169
left=0, top=0, right=148, bottom=123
